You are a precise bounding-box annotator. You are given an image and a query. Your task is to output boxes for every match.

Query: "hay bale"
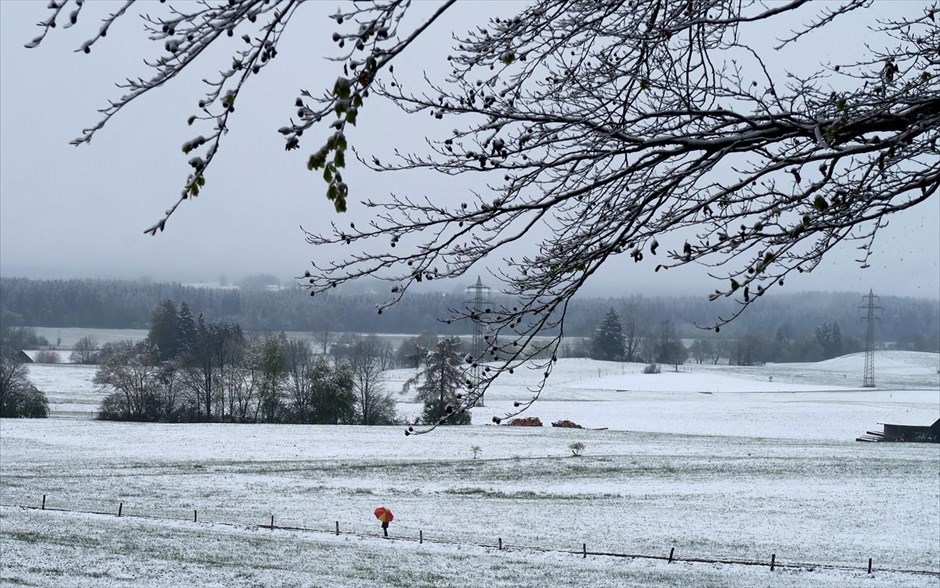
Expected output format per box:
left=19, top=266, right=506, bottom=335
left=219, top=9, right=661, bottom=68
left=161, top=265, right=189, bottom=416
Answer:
left=507, top=416, right=543, bottom=427
left=551, top=419, right=583, bottom=429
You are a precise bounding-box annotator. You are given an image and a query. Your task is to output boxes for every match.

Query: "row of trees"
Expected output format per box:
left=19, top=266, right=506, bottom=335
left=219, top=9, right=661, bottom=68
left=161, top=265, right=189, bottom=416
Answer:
left=589, top=309, right=863, bottom=367
left=94, top=300, right=469, bottom=426
left=590, top=310, right=688, bottom=370
left=95, top=300, right=394, bottom=424
left=3, top=278, right=938, bottom=351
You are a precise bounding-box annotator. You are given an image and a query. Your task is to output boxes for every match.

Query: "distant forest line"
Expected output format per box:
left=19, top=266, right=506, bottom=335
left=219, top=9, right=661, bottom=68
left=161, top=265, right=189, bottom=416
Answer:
left=0, top=277, right=937, bottom=349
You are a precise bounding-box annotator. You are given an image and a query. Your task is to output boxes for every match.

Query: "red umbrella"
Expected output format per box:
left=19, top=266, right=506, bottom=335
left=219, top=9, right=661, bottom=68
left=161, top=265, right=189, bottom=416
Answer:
left=374, top=506, right=394, bottom=523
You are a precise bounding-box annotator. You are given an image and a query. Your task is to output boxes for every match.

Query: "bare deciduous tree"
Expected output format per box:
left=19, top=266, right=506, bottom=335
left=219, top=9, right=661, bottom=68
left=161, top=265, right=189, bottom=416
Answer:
left=70, top=335, right=99, bottom=365
left=346, top=335, right=398, bottom=425
left=27, top=1, right=940, bottom=425
left=0, top=356, right=49, bottom=418
left=621, top=304, right=642, bottom=363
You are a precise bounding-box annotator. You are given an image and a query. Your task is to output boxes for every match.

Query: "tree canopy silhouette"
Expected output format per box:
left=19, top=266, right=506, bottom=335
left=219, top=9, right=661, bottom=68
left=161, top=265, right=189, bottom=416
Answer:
left=27, top=0, right=939, bottom=424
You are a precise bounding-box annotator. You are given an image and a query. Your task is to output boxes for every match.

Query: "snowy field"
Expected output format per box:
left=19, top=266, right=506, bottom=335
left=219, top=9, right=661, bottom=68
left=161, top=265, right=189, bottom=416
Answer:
left=1, top=351, right=938, bottom=587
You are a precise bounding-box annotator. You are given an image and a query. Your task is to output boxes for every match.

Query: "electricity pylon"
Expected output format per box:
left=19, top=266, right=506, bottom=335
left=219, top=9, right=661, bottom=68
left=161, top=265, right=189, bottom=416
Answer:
left=860, top=290, right=880, bottom=388
left=465, top=276, right=491, bottom=406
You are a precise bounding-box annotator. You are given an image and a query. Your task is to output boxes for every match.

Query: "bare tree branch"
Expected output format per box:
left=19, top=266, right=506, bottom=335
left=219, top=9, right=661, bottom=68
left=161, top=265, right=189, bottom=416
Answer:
left=26, top=0, right=940, bottom=430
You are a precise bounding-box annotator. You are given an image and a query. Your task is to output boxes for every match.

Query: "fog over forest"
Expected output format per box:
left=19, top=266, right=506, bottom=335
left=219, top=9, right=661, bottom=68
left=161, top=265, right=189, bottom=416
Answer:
left=2, top=277, right=937, bottom=354
left=1, top=1, right=938, bottom=300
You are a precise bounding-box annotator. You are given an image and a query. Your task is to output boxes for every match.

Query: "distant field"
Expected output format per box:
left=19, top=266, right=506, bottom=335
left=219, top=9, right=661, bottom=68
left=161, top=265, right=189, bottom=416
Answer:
left=30, top=327, right=150, bottom=348
left=28, top=326, right=580, bottom=355
left=2, top=352, right=938, bottom=587
left=29, top=326, right=475, bottom=349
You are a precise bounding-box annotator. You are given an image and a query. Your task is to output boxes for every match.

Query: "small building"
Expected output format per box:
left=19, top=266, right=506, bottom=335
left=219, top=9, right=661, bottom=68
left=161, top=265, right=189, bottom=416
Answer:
left=879, top=409, right=940, bottom=443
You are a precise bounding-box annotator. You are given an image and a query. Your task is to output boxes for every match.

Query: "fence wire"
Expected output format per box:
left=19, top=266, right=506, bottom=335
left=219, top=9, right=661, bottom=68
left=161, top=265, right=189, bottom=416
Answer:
left=3, top=498, right=938, bottom=581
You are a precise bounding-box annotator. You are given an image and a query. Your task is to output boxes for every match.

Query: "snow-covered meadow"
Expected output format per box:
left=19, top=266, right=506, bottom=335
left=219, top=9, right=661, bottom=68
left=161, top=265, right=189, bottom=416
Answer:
left=2, top=351, right=938, bottom=587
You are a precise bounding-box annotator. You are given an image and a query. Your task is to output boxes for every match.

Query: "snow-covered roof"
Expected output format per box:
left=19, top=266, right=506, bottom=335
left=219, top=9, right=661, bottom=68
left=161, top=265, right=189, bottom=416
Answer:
left=879, top=408, right=940, bottom=427
left=21, top=349, right=74, bottom=364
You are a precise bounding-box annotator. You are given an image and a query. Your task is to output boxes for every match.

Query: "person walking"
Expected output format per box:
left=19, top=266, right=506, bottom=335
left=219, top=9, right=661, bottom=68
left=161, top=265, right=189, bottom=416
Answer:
left=374, top=506, right=394, bottom=537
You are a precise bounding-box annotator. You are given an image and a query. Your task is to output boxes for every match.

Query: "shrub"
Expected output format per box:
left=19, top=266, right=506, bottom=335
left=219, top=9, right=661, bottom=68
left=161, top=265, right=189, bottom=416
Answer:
left=97, top=392, right=130, bottom=421
left=0, top=358, right=49, bottom=418
left=643, top=363, right=661, bottom=374
left=569, top=442, right=586, bottom=457
left=33, top=350, right=60, bottom=364
left=422, top=398, right=471, bottom=425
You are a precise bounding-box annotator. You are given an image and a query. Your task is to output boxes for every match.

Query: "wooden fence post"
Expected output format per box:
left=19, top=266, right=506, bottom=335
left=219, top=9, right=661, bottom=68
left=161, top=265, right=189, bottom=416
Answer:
left=583, top=543, right=587, bottom=558
left=668, top=547, right=674, bottom=563
left=868, top=558, right=872, bottom=574
left=194, top=510, right=198, bottom=523
left=118, top=502, right=123, bottom=517
left=335, top=521, right=340, bottom=536
left=419, top=530, right=423, bottom=544
left=41, top=495, right=46, bottom=510
left=770, top=553, right=775, bottom=571
left=270, top=515, right=274, bottom=529
left=498, top=537, right=502, bottom=550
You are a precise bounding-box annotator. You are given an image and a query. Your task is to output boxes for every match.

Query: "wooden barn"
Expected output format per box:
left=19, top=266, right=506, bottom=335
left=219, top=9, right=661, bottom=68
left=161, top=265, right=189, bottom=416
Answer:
left=858, top=409, right=940, bottom=443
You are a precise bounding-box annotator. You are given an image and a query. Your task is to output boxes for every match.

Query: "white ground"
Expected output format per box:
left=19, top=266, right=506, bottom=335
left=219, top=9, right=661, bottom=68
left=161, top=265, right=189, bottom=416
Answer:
left=2, top=351, right=938, bottom=587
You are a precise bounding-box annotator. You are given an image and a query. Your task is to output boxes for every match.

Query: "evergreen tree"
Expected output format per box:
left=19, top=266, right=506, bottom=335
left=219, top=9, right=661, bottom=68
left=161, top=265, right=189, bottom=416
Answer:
left=311, top=360, right=357, bottom=424
left=176, top=301, right=197, bottom=357
left=185, top=313, right=215, bottom=420
left=415, top=337, right=470, bottom=425
left=815, top=321, right=844, bottom=359
left=590, top=309, right=626, bottom=361
left=147, top=299, right=180, bottom=362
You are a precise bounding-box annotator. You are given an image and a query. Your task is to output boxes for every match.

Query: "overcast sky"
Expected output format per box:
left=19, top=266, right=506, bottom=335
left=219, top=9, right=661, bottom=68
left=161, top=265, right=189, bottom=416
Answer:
left=0, top=1, right=937, bottom=300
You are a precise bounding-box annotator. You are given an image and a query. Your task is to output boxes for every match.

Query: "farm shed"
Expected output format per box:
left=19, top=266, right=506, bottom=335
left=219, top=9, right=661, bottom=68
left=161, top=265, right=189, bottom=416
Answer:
left=880, top=410, right=940, bottom=443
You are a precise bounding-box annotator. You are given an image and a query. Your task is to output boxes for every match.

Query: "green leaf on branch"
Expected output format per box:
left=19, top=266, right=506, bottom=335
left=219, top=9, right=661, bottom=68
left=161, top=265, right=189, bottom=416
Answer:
left=333, top=193, right=347, bottom=213
left=333, top=77, right=351, bottom=100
